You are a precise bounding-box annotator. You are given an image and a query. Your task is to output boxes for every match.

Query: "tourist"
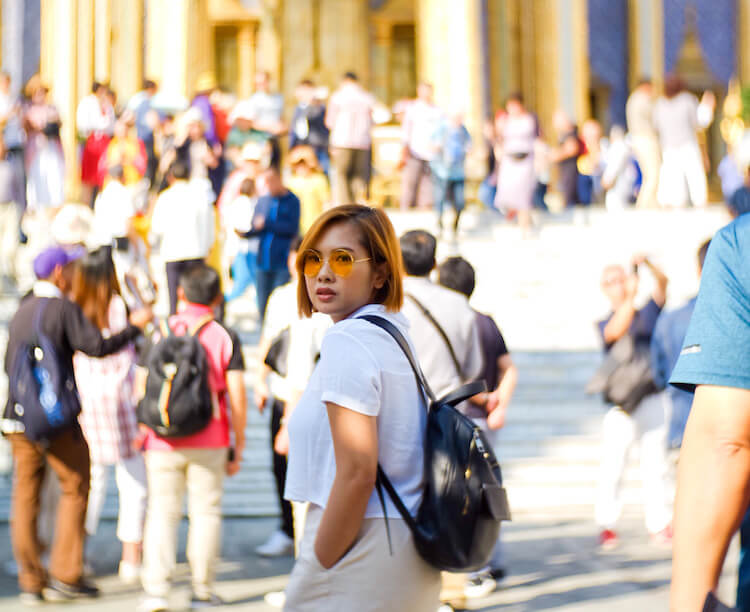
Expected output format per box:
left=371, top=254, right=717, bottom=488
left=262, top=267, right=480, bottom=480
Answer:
left=289, top=79, right=330, bottom=174
left=2, top=245, right=151, bottom=605
left=669, top=214, right=750, bottom=611
left=437, top=255, right=518, bottom=594
left=191, top=72, right=219, bottom=147
left=139, top=263, right=246, bottom=611
left=223, top=177, right=258, bottom=303
left=127, top=80, right=159, bottom=188
left=550, top=110, right=581, bottom=209
left=326, top=72, right=376, bottom=205
left=594, top=256, right=672, bottom=549
left=286, top=145, right=330, bottom=234
left=23, top=75, right=65, bottom=219
left=651, top=239, right=711, bottom=450
left=230, top=71, right=285, bottom=168
left=654, top=75, right=715, bottom=208
left=494, top=93, right=538, bottom=234
left=217, top=141, right=266, bottom=212
left=577, top=118, right=605, bottom=205
left=399, top=82, right=440, bottom=210
left=601, top=125, right=638, bottom=211
left=78, top=82, right=115, bottom=206
left=71, top=248, right=147, bottom=585
left=175, top=107, right=220, bottom=180
left=149, top=160, right=215, bottom=314
left=0, top=72, right=27, bottom=242
left=99, top=111, right=147, bottom=187
left=626, top=78, right=660, bottom=209
left=0, top=136, right=26, bottom=290
left=283, top=205, right=441, bottom=610
left=237, top=168, right=300, bottom=322
left=431, top=110, right=471, bottom=236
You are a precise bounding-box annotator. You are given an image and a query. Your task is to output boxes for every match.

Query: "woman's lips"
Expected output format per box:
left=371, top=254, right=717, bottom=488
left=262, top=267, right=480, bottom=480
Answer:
left=316, top=288, right=336, bottom=303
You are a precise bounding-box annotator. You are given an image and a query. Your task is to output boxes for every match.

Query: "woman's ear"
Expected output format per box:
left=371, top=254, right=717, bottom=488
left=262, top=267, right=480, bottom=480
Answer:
left=372, top=262, right=388, bottom=290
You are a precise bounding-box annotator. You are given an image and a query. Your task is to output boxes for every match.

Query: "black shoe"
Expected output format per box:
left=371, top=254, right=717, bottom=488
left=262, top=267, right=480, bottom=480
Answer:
left=489, top=567, right=506, bottom=581
left=43, top=578, right=100, bottom=601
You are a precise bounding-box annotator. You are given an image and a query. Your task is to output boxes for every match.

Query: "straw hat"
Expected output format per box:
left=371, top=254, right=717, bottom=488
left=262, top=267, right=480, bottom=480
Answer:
left=194, top=72, right=217, bottom=93
left=288, top=145, right=320, bottom=170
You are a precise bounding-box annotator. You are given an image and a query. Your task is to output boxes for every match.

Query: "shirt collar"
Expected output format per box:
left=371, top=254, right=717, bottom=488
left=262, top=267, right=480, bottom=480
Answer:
left=345, top=302, right=410, bottom=330
left=33, top=280, right=63, bottom=298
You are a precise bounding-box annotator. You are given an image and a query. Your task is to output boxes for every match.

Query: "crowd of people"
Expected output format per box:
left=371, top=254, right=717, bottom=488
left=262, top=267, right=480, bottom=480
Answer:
left=0, top=64, right=747, bottom=612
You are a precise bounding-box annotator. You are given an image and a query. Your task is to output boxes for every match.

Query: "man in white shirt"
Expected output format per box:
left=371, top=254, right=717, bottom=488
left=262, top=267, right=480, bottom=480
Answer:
left=325, top=72, right=376, bottom=206
left=399, top=230, right=482, bottom=400
left=149, top=160, right=215, bottom=314
left=400, top=83, right=441, bottom=210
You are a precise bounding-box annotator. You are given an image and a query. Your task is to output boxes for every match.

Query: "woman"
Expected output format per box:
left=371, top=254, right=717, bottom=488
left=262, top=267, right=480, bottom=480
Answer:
left=98, top=111, right=147, bottom=187
left=654, top=75, right=715, bottom=208
left=23, top=76, right=65, bottom=217
left=494, top=93, right=538, bottom=234
left=80, top=83, right=115, bottom=204
left=550, top=109, right=582, bottom=209
left=285, top=145, right=330, bottom=234
left=71, top=248, right=147, bottom=584
left=283, top=205, right=441, bottom=611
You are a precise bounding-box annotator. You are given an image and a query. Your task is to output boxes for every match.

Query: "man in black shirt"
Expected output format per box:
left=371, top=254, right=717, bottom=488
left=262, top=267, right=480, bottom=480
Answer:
left=2, top=246, right=151, bottom=604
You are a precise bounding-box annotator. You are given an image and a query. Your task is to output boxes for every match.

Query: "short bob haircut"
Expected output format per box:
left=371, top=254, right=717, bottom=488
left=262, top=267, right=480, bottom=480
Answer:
left=296, top=204, right=404, bottom=317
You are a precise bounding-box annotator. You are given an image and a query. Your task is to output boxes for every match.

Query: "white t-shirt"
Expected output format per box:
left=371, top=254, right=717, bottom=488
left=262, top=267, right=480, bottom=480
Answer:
left=285, top=303, right=427, bottom=518
left=223, top=194, right=258, bottom=258
left=93, top=180, right=136, bottom=243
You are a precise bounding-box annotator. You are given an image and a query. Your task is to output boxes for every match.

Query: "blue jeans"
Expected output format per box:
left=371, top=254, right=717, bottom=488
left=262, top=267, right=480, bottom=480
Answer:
left=478, top=177, right=498, bottom=211
left=224, top=251, right=257, bottom=302
left=256, top=267, right=291, bottom=323
left=434, top=177, right=465, bottom=230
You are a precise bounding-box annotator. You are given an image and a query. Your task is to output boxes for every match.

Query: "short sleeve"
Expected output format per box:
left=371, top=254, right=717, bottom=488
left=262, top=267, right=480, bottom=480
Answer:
left=317, top=330, right=381, bottom=416
left=495, top=327, right=509, bottom=358
left=670, top=221, right=750, bottom=391
left=225, top=327, right=245, bottom=371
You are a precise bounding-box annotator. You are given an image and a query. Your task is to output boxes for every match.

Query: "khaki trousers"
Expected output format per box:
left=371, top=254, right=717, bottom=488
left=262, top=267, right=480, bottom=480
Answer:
left=631, top=134, right=661, bottom=209
left=9, top=427, right=90, bottom=593
left=141, top=448, right=226, bottom=599
left=284, top=504, right=440, bottom=611
left=330, top=147, right=370, bottom=205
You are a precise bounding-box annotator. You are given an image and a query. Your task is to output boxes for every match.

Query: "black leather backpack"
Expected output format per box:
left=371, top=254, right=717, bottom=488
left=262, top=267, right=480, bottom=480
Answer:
left=137, top=316, right=214, bottom=438
left=361, top=315, right=512, bottom=572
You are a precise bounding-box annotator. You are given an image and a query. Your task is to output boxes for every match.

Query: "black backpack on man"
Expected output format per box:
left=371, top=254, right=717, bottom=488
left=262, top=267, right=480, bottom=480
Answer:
left=362, top=315, right=512, bottom=572
left=137, top=316, right=214, bottom=438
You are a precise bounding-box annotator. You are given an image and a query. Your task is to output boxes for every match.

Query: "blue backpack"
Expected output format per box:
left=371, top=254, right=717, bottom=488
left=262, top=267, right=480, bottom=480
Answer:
left=8, top=298, right=82, bottom=442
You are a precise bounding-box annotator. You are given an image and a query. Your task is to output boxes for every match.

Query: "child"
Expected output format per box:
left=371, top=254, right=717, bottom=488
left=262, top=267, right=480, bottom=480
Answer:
left=285, top=145, right=330, bottom=234
left=224, top=177, right=259, bottom=302
left=431, top=111, right=471, bottom=235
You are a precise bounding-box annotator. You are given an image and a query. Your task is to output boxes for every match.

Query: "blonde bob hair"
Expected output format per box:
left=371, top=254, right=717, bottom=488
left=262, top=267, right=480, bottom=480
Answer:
left=296, top=205, right=404, bottom=317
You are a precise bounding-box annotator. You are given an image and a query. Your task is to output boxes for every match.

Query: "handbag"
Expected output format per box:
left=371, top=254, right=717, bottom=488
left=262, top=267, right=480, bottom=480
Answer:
left=585, top=333, right=657, bottom=413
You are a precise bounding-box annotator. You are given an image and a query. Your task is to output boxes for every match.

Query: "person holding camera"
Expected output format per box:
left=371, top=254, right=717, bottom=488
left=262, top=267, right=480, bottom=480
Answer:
left=594, top=255, right=672, bottom=550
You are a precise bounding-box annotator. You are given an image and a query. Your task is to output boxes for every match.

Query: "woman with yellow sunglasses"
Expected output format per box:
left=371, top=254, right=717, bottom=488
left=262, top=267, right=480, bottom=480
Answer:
left=282, top=205, right=440, bottom=611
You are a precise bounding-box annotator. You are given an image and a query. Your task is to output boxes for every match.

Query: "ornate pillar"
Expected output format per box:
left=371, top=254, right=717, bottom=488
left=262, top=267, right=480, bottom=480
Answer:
left=371, top=19, right=393, bottom=103
left=650, top=0, right=664, bottom=93
left=4, top=0, right=42, bottom=95
left=740, top=0, right=750, bottom=85
left=44, top=0, right=79, bottom=198
left=318, top=0, right=370, bottom=88
left=237, top=23, right=257, bottom=99
left=110, top=0, right=143, bottom=101
left=555, top=0, right=589, bottom=122
left=94, top=0, right=111, bottom=84
left=416, top=0, right=489, bottom=177
left=77, top=0, right=94, bottom=100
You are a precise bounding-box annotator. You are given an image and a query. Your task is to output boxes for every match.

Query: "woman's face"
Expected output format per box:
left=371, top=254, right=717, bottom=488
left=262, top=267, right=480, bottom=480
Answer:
left=303, top=221, right=387, bottom=323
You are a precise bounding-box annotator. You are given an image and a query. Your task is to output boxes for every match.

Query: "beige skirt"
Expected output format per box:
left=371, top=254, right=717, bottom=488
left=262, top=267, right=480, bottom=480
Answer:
left=284, top=504, right=441, bottom=612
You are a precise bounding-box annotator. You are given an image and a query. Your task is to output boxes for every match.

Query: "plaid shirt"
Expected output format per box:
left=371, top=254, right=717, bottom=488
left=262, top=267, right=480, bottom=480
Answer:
left=74, top=295, right=138, bottom=465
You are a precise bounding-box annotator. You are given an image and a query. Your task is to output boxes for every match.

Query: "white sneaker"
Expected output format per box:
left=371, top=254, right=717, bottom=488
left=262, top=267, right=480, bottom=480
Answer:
left=263, top=591, right=286, bottom=608
left=118, top=560, right=141, bottom=584
left=255, top=530, right=294, bottom=557
left=138, top=595, right=169, bottom=612
left=463, top=573, right=497, bottom=599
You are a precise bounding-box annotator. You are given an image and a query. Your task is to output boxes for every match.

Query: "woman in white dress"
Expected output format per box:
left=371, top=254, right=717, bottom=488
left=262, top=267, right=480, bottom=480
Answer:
left=283, top=204, right=441, bottom=611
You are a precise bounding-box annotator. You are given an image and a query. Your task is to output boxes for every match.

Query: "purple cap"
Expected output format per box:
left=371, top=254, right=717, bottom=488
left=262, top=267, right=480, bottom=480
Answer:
left=33, top=245, right=85, bottom=280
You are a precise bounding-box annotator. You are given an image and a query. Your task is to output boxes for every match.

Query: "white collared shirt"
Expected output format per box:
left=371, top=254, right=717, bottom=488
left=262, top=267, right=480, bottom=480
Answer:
left=149, top=180, right=215, bottom=262
left=285, top=303, right=427, bottom=518
left=33, top=280, right=63, bottom=298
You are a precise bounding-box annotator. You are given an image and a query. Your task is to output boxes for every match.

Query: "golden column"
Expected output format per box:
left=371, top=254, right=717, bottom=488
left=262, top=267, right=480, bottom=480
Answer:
left=416, top=0, right=489, bottom=178
left=740, top=0, right=750, bottom=85
left=41, top=0, right=79, bottom=198
left=110, top=0, right=144, bottom=102
left=237, top=23, right=258, bottom=100
left=93, top=0, right=111, bottom=85
left=650, top=0, right=665, bottom=93
left=77, top=0, right=95, bottom=101
left=318, top=0, right=370, bottom=88
left=146, top=0, right=212, bottom=100
left=371, top=19, right=393, bottom=103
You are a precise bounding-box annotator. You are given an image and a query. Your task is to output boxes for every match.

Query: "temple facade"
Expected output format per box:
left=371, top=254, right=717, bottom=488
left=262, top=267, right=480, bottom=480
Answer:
left=1, top=0, right=748, bottom=196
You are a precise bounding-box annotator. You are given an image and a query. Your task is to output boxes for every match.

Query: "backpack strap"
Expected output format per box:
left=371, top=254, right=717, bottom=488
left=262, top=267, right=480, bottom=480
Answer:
left=406, top=293, right=463, bottom=380
left=32, top=298, right=49, bottom=346
left=437, top=381, right=487, bottom=407
left=189, top=315, right=214, bottom=337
